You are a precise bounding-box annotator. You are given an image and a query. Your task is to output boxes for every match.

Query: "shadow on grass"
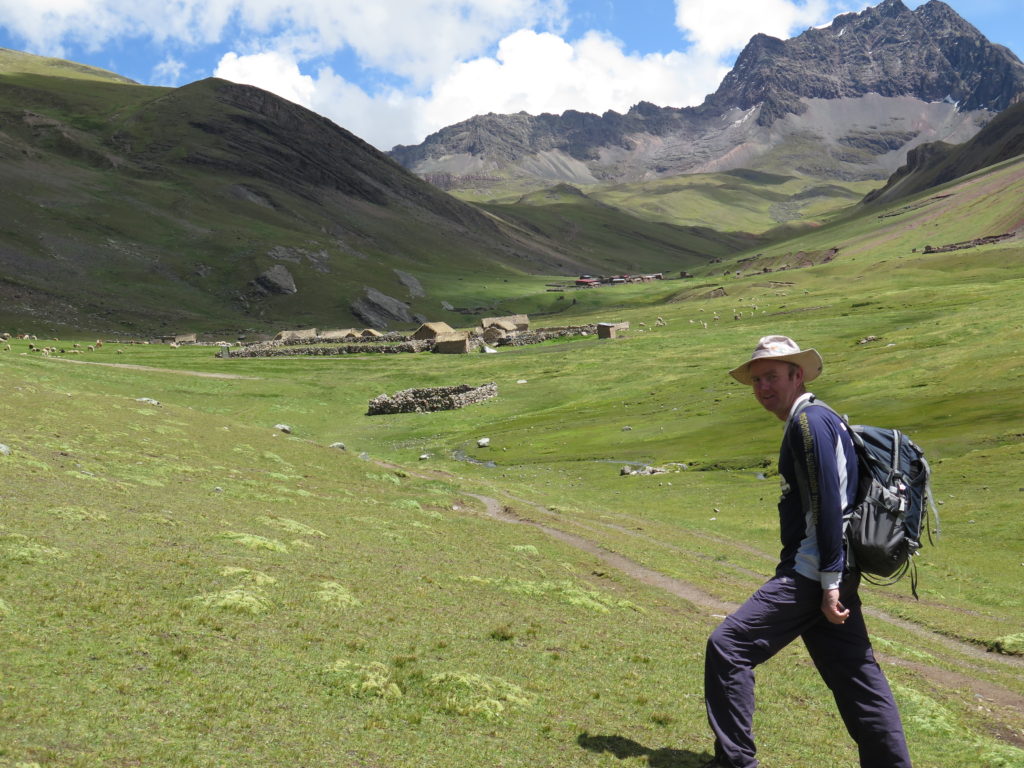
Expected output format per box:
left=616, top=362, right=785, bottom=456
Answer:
left=577, top=732, right=711, bottom=767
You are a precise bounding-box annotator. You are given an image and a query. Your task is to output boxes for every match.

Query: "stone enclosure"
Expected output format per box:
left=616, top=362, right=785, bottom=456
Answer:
left=367, top=383, right=498, bottom=415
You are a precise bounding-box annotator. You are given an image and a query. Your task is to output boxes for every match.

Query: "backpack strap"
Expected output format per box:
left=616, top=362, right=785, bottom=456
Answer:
left=785, top=395, right=818, bottom=517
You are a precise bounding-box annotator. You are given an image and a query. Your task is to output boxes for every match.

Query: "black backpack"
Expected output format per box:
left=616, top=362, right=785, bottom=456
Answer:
left=791, top=398, right=940, bottom=598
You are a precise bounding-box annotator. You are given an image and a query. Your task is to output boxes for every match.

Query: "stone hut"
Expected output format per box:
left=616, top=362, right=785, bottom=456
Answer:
left=360, top=328, right=384, bottom=338
left=433, top=331, right=471, bottom=354
left=173, top=333, right=198, bottom=344
left=274, top=328, right=318, bottom=342
left=597, top=322, right=630, bottom=339
left=481, top=325, right=509, bottom=345
left=319, top=328, right=358, bottom=341
left=481, top=314, right=529, bottom=332
left=412, top=321, right=456, bottom=340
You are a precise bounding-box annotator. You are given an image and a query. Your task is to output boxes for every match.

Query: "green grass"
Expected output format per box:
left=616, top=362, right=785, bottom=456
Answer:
left=2, top=155, right=1024, bottom=767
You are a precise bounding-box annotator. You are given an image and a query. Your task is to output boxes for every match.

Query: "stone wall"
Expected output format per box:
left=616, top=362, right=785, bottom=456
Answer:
left=221, top=340, right=430, bottom=358
left=498, top=324, right=597, bottom=346
left=367, top=383, right=498, bottom=415
left=277, top=333, right=409, bottom=346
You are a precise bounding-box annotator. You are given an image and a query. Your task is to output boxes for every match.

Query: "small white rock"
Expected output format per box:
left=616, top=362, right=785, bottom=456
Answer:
left=135, top=397, right=160, bottom=405
left=329, top=442, right=346, bottom=450
left=275, top=424, right=292, bottom=434
left=477, top=437, right=490, bottom=448
left=0, top=444, right=11, bottom=456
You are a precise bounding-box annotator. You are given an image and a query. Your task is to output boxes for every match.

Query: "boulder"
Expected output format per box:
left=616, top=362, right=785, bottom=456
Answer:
left=253, top=264, right=297, bottom=295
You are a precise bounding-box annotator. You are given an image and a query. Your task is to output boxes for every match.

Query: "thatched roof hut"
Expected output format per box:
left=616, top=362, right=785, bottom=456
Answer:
left=481, top=326, right=508, bottom=345
left=433, top=332, right=471, bottom=354
left=360, top=328, right=384, bottom=338
left=412, top=321, right=456, bottom=340
left=319, top=328, right=358, bottom=341
left=480, top=314, right=529, bottom=331
left=274, top=328, right=318, bottom=342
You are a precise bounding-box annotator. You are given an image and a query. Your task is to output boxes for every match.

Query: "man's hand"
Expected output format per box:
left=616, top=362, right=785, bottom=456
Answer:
left=821, top=588, right=850, bottom=624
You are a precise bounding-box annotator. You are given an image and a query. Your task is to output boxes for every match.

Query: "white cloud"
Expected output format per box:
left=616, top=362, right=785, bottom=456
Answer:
left=0, top=0, right=568, bottom=83
left=214, top=50, right=317, bottom=107
left=422, top=29, right=727, bottom=127
left=674, top=0, right=848, bottom=57
left=152, top=55, right=187, bottom=85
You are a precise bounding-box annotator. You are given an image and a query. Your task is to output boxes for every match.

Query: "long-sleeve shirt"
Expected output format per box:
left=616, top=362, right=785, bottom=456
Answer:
left=776, top=393, right=859, bottom=589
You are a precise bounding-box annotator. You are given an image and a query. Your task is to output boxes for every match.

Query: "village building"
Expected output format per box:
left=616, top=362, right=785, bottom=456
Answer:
left=319, top=328, right=358, bottom=341
left=274, top=328, right=318, bottom=342
left=481, top=325, right=511, bottom=345
left=160, top=333, right=198, bottom=344
left=412, top=321, right=456, bottom=340
left=597, top=322, right=630, bottom=339
left=360, top=328, right=384, bottom=338
left=433, top=331, right=471, bottom=354
left=480, top=314, right=529, bottom=332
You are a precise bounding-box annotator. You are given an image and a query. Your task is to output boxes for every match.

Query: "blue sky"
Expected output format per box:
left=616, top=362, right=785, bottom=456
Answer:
left=0, top=0, right=1020, bottom=150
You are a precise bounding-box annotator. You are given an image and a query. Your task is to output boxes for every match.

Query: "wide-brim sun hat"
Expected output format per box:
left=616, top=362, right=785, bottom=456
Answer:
left=729, top=335, right=823, bottom=385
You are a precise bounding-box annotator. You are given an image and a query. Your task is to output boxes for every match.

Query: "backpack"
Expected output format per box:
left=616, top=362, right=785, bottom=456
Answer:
left=791, top=397, right=940, bottom=598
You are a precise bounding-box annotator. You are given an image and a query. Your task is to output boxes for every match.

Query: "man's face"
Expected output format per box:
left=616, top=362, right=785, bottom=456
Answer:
left=748, top=359, right=805, bottom=420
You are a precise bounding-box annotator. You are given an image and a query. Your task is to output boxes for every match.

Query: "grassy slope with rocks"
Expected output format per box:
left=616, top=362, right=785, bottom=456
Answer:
left=0, top=51, right=751, bottom=338
left=2, top=154, right=1022, bottom=767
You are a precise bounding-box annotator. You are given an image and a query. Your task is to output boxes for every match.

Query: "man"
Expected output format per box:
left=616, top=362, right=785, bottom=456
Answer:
left=702, top=335, right=912, bottom=768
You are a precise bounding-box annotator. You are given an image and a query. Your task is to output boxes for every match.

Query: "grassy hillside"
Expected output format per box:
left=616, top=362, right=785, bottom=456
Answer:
left=2, top=154, right=1022, bottom=767
left=0, top=47, right=137, bottom=84
left=478, top=184, right=762, bottom=275
left=0, top=67, right=557, bottom=335
left=458, top=170, right=876, bottom=236
left=590, top=170, right=876, bottom=234
left=0, top=52, right=775, bottom=338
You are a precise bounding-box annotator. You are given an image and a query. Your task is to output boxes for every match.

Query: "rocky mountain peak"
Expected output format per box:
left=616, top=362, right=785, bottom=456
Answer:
left=704, top=0, right=1024, bottom=123
left=390, top=1, right=1024, bottom=187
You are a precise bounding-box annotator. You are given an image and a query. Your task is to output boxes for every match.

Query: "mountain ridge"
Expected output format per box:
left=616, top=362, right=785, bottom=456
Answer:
left=390, top=0, right=1024, bottom=188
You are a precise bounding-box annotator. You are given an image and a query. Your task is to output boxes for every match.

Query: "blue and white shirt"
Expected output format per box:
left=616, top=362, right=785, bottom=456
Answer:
left=777, top=393, right=859, bottom=589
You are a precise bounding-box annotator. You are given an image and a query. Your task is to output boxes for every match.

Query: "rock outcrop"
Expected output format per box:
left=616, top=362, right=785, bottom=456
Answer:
left=350, top=287, right=416, bottom=329
left=252, top=264, right=297, bottom=295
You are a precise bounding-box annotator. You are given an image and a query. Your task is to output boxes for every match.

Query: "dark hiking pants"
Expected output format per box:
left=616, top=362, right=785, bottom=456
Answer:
left=704, top=573, right=912, bottom=768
